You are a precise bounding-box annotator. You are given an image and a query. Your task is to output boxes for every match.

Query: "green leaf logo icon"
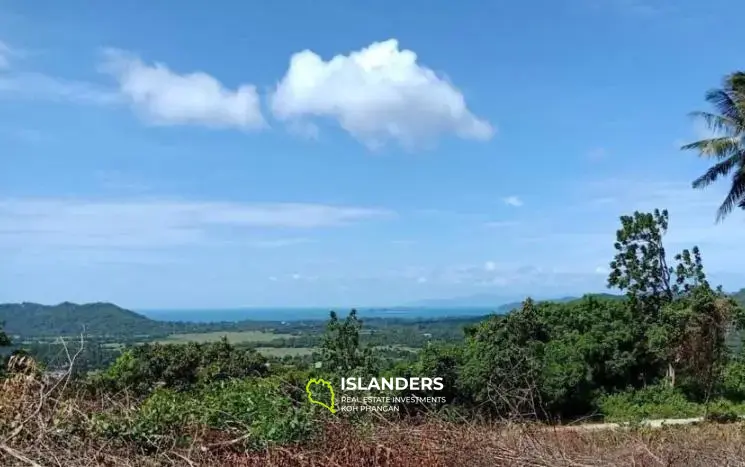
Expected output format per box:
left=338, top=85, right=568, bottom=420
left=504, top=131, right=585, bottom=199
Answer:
left=306, top=378, right=336, bottom=413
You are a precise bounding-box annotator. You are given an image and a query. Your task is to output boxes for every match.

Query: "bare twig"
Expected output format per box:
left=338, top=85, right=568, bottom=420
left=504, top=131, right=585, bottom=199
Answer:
left=0, top=443, right=44, bottom=467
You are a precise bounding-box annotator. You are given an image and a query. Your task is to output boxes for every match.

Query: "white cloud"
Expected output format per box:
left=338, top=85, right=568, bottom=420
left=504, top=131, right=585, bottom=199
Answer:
left=503, top=196, right=523, bottom=207
left=99, top=49, right=265, bottom=130
left=0, top=39, right=115, bottom=103
left=0, top=71, right=119, bottom=105
left=594, top=266, right=608, bottom=275
left=0, top=40, right=12, bottom=69
left=270, top=39, right=494, bottom=148
left=0, top=198, right=392, bottom=249
left=531, top=178, right=745, bottom=286
left=288, top=272, right=318, bottom=282
left=384, top=261, right=603, bottom=294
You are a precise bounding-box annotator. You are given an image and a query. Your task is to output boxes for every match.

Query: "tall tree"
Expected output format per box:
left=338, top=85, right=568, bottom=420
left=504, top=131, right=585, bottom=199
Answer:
left=608, top=209, right=744, bottom=390
left=682, top=71, right=745, bottom=221
left=320, top=310, right=377, bottom=376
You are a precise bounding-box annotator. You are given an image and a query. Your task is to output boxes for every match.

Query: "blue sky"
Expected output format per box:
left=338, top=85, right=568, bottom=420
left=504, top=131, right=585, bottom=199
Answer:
left=2, top=0, right=745, bottom=309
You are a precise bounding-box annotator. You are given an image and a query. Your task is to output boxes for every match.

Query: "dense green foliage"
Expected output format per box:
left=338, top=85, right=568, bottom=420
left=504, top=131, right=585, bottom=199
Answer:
left=90, top=338, right=268, bottom=394
left=92, top=377, right=318, bottom=451
left=459, top=295, right=643, bottom=418
left=450, top=209, right=745, bottom=420
left=0, top=302, right=165, bottom=337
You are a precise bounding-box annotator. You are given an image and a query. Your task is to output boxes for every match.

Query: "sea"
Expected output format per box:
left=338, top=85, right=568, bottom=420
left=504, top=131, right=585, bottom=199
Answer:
left=136, top=307, right=498, bottom=323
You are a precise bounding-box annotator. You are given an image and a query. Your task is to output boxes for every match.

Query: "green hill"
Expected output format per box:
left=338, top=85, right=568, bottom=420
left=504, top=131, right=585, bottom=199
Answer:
left=494, top=293, right=625, bottom=314
left=0, top=302, right=164, bottom=338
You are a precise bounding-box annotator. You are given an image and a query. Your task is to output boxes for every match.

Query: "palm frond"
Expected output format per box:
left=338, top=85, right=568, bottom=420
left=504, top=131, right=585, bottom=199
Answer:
left=724, top=71, right=745, bottom=103
left=687, top=112, right=741, bottom=136
left=692, top=155, right=739, bottom=189
left=715, top=169, right=745, bottom=222
left=684, top=72, right=745, bottom=223
left=681, top=136, right=742, bottom=159
left=704, top=89, right=745, bottom=125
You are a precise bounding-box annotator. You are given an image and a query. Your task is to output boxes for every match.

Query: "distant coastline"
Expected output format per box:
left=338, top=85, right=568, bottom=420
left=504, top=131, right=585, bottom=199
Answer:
left=137, top=306, right=499, bottom=323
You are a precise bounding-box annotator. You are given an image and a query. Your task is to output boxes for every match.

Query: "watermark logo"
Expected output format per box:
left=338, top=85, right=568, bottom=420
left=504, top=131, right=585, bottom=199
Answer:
left=306, top=378, right=336, bottom=413
left=307, top=377, right=446, bottom=413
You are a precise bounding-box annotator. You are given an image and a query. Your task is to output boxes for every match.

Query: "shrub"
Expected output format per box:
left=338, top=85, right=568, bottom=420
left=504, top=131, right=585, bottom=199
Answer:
left=91, top=377, right=318, bottom=451
left=705, top=399, right=741, bottom=423
left=599, top=385, right=702, bottom=421
left=88, top=338, right=268, bottom=395
left=721, top=357, right=745, bottom=401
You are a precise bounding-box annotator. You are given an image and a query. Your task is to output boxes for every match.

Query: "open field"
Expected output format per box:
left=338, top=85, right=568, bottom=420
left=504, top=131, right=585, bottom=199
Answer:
left=101, top=342, right=124, bottom=350
left=376, top=344, right=419, bottom=352
left=156, top=331, right=294, bottom=344
left=255, top=347, right=316, bottom=357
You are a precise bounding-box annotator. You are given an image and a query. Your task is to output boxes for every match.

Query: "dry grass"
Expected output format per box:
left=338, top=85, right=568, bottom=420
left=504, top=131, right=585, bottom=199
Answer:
left=3, top=352, right=745, bottom=466
left=220, top=421, right=745, bottom=467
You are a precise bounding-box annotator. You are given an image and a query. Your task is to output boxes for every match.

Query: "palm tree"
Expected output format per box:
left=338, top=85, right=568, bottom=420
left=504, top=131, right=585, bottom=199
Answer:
left=682, top=71, right=745, bottom=222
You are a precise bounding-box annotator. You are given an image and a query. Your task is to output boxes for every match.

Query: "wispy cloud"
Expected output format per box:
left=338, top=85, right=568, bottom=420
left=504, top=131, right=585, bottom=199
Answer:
left=0, top=198, right=393, bottom=249
left=0, top=39, right=116, bottom=104
left=502, top=196, right=523, bottom=207
left=0, top=71, right=119, bottom=105
left=0, top=40, right=12, bottom=69
left=0, top=41, right=266, bottom=131
left=380, top=261, right=605, bottom=293
left=533, top=178, right=744, bottom=282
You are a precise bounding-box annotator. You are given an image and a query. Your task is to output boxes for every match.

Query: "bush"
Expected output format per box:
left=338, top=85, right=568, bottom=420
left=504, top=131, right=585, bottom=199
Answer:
left=599, top=385, right=703, bottom=421
left=88, top=338, right=269, bottom=395
left=721, top=357, right=745, bottom=401
left=704, top=399, right=745, bottom=423
left=91, top=377, right=318, bottom=451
